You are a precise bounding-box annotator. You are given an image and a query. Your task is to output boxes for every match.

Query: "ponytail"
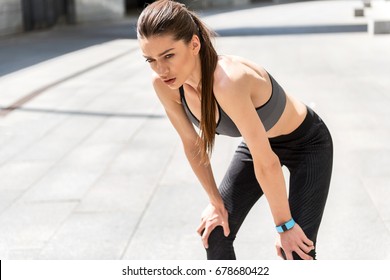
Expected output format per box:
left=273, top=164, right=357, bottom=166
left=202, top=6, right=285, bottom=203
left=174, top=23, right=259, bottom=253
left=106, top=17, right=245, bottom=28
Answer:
left=188, top=11, right=218, bottom=164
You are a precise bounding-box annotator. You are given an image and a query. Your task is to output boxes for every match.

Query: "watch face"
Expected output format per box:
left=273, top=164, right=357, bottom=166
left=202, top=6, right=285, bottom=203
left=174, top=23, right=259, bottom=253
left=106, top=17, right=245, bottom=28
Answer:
left=276, top=218, right=295, bottom=233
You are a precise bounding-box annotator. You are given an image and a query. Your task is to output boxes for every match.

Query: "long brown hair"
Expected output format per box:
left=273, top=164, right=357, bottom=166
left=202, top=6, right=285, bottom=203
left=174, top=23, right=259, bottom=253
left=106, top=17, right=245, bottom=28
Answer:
left=137, top=0, right=218, bottom=164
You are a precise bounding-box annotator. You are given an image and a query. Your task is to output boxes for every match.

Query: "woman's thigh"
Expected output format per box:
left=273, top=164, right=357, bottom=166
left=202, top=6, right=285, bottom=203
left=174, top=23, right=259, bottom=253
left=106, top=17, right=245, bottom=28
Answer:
left=218, top=142, right=265, bottom=236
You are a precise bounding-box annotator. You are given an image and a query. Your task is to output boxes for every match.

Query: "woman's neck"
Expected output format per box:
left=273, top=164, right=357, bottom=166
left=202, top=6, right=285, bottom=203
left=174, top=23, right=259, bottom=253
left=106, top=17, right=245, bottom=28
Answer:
left=185, top=55, right=202, bottom=91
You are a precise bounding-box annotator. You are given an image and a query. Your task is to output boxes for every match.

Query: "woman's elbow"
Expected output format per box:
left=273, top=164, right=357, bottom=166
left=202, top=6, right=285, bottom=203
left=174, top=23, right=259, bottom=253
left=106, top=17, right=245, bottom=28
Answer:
left=182, top=139, right=199, bottom=156
left=254, top=153, right=281, bottom=177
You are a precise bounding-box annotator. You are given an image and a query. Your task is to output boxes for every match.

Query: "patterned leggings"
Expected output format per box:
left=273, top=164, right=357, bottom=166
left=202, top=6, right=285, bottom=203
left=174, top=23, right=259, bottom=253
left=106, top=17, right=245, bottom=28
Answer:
left=206, top=107, right=333, bottom=260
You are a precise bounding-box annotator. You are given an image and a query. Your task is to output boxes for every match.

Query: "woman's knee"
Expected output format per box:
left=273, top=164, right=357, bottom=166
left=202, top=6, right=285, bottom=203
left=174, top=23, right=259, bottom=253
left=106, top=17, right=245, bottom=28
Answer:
left=281, top=249, right=317, bottom=260
left=205, top=226, right=236, bottom=260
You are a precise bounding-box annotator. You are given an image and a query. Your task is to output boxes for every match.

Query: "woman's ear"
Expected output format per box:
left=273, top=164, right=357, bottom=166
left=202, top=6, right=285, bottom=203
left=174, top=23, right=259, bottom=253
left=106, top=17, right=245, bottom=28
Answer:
left=191, top=34, right=201, bottom=55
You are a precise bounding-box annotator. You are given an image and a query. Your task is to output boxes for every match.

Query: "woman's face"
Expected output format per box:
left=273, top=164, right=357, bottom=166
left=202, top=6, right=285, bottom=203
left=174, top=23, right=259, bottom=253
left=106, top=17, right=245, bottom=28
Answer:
left=139, top=34, right=200, bottom=89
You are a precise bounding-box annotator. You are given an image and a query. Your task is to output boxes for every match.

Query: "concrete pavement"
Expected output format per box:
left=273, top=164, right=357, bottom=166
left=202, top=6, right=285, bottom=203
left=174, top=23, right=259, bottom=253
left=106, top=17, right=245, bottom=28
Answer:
left=0, top=0, right=389, bottom=260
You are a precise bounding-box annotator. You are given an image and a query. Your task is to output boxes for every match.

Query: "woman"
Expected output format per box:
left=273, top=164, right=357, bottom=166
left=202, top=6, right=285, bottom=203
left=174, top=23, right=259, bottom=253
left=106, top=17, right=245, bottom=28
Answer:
left=137, top=0, right=333, bottom=260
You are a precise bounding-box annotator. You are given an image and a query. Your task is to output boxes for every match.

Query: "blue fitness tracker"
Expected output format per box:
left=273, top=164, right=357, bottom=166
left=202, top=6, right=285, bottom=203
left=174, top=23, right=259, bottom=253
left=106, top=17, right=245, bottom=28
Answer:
left=276, top=218, right=295, bottom=233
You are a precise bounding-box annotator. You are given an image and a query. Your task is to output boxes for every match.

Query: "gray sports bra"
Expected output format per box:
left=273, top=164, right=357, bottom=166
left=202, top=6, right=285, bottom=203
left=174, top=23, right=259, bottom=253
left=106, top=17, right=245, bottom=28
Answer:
left=179, top=72, right=286, bottom=137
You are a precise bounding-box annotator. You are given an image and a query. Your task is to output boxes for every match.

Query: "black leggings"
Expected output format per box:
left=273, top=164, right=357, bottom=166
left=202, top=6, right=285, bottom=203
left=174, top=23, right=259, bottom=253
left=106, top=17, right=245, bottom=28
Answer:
left=206, top=107, right=333, bottom=260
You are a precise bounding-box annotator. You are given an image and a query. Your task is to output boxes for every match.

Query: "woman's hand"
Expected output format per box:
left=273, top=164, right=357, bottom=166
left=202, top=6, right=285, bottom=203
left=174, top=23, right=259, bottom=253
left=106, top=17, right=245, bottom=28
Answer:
left=275, top=223, right=315, bottom=260
left=196, top=203, right=230, bottom=248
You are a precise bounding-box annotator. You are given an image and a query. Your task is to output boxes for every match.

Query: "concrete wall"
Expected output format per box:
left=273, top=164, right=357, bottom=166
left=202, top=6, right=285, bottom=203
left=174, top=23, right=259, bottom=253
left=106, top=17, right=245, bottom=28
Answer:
left=0, top=0, right=23, bottom=36
left=75, top=0, right=125, bottom=23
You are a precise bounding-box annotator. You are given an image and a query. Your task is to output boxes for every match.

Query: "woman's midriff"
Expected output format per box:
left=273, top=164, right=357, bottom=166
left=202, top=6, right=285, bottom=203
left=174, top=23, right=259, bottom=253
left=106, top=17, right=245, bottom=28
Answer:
left=266, top=92, right=308, bottom=138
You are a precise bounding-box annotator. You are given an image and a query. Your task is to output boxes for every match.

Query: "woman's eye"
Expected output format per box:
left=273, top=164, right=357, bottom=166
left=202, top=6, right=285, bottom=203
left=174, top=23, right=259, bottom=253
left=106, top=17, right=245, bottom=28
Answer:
left=145, top=58, right=154, bottom=63
left=165, top=54, right=174, bottom=59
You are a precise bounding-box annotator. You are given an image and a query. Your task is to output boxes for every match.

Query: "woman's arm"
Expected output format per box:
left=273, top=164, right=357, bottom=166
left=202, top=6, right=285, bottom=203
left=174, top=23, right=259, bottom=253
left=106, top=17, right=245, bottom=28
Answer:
left=214, top=68, right=314, bottom=260
left=152, top=77, right=230, bottom=246
left=214, top=71, right=290, bottom=222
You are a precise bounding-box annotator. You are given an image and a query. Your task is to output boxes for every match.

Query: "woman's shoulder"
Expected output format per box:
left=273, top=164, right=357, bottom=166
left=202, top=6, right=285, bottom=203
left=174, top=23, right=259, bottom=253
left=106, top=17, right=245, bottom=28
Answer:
left=214, top=56, right=248, bottom=91
left=213, top=55, right=267, bottom=99
left=152, top=73, right=181, bottom=105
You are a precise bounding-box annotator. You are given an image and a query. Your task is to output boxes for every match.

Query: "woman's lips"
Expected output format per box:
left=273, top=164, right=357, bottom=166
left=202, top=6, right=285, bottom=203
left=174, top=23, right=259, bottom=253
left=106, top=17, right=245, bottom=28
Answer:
left=163, top=78, right=176, bottom=85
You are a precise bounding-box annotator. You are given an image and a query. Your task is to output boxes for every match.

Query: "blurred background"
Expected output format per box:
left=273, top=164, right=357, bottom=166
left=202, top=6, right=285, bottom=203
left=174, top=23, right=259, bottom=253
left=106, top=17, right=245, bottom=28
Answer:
left=0, top=0, right=389, bottom=260
left=1, top=1, right=324, bottom=36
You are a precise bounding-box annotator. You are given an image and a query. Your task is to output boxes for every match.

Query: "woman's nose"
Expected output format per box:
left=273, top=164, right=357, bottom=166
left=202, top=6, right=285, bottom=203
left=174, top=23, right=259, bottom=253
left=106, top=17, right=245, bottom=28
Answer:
left=156, top=63, right=168, bottom=76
